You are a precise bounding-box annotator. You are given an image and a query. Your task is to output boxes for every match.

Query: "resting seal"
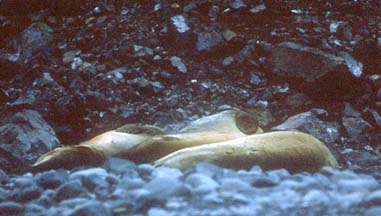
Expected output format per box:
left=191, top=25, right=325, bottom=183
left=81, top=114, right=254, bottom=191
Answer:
left=154, top=131, right=339, bottom=173
left=24, top=110, right=338, bottom=173
left=27, top=110, right=261, bottom=172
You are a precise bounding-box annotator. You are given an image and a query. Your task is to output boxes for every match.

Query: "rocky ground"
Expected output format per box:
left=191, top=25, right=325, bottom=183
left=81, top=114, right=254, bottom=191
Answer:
left=0, top=0, right=381, bottom=215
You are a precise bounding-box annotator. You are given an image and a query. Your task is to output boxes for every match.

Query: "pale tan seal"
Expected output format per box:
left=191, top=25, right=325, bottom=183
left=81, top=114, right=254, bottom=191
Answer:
left=154, top=131, right=339, bottom=173
left=27, top=110, right=262, bottom=172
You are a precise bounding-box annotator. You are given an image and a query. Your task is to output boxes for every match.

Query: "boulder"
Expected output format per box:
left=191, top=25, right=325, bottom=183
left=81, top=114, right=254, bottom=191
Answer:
left=270, top=42, right=364, bottom=99
left=0, top=110, right=61, bottom=172
left=272, top=109, right=339, bottom=144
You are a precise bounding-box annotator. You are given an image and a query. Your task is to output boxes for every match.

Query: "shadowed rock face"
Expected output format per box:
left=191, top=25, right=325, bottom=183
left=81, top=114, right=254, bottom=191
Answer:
left=0, top=110, right=61, bottom=172
left=270, top=42, right=365, bottom=100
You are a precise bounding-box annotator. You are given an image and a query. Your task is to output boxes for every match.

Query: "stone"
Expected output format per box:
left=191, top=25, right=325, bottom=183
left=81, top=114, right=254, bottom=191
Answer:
left=133, top=45, right=153, bottom=57
left=12, top=182, right=42, bottom=202
left=270, top=42, right=363, bottom=99
left=250, top=4, right=266, bottom=13
left=223, top=29, right=237, bottom=41
left=70, top=168, right=110, bottom=198
left=329, top=21, right=352, bottom=41
left=0, top=110, right=61, bottom=171
left=342, top=116, right=372, bottom=141
left=0, top=168, right=9, bottom=184
left=272, top=109, right=339, bottom=144
left=170, top=56, right=187, bottom=73
left=364, top=190, right=381, bottom=206
left=196, top=30, right=223, bottom=51
left=171, top=15, right=190, bottom=33
left=185, top=173, right=219, bottom=194
left=54, top=180, right=88, bottom=202
left=230, top=0, right=246, bottom=9
left=36, top=169, right=70, bottom=189
left=0, top=201, right=24, bottom=215
left=222, top=56, right=234, bottom=66
left=21, top=22, right=54, bottom=62
left=62, top=50, right=78, bottom=64
left=68, top=200, right=112, bottom=216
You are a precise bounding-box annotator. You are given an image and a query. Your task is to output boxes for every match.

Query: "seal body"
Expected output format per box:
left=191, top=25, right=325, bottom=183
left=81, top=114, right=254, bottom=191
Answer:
left=118, top=110, right=262, bottom=163
left=26, top=110, right=338, bottom=173
left=28, top=110, right=261, bottom=172
left=154, top=131, right=339, bottom=173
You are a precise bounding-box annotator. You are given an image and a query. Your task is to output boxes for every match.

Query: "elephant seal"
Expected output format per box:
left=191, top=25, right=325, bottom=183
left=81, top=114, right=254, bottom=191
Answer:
left=27, top=125, right=164, bottom=172
left=26, top=110, right=261, bottom=172
left=154, top=131, right=339, bottom=173
left=119, top=110, right=263, bottom=163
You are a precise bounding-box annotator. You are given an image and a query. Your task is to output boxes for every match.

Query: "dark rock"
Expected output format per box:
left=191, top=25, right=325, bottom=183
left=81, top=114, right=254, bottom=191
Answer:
left=106, top=67, right=127, bottom=81
left=103, top=157, right=137, bottom=175
left=196, top=30, right=223, bottom=51
left=137, top=164, right=154, bottom=181
left=222, top=56, right=234, bottom=66
left=270, top=42, right=363, bottom=99
left=252, top=176, right=277, bottom=187
left=342, top=116, right=372, bottom=141
left=345, top=150, right=380, bottom=169
left=0, top=201, right=24, bottom=216
left=364, top=190, right=381, bottom=206
left=54, top=180, right=88, bottom=202
left=272, top=109, right=339, bottom=144
left=133, top=45, right=153, bottom=57
left=0, top=169, right=9, bottom=184
left=12, top=183, right=42, bottom=202
left=343, top=102, right=361, bottom=117
left=70, top=168, right=110, bottom=198
left=8, top=90, right=36, bottom=107
left=0, top=53, right=22, bottom=81
left=68, top=200, right=112, bottom=216
left=0, top=1, right=83, bottom=16
left=0, top=110, right=61, bottom=171
left=355, top=38, right=381, bottom=74
left=21, top=22, right=54, bottom=62
left=286, top=93, right=309, bottom=108
left=0, top=188, right=10, bottom=201
left=36, top=189, right=55, bottom=207
left=36, top=169, right=69, bottom=189
left=24, top=203, right=46, bottom=215
left=222, top=29, right=237, bottom=41
left=329, top=21, right=352, bottom=41
left=250, top=74, right=262, bottom=85
left=150, top=81, right=165, bottom=93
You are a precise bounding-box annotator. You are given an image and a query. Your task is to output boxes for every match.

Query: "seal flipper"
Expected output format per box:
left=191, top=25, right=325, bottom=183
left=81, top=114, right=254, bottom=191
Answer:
left=27, top=146, right=106, bottom=173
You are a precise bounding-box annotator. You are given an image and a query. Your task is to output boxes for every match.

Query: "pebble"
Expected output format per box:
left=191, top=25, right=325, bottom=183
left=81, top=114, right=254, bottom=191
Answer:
left=36, top=169, right=69, bottom=189
left=68, top=200, right=111, bottom=216
left=185, top=173, right=219, bottom=194
left=0, top=201, right=24, bottom=216
left=54, top=180, right=88, bottom=202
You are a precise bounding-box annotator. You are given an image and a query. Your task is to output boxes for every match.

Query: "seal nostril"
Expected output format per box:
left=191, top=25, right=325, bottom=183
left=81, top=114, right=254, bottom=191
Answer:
left=235, top=111, right=259, bottom=135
